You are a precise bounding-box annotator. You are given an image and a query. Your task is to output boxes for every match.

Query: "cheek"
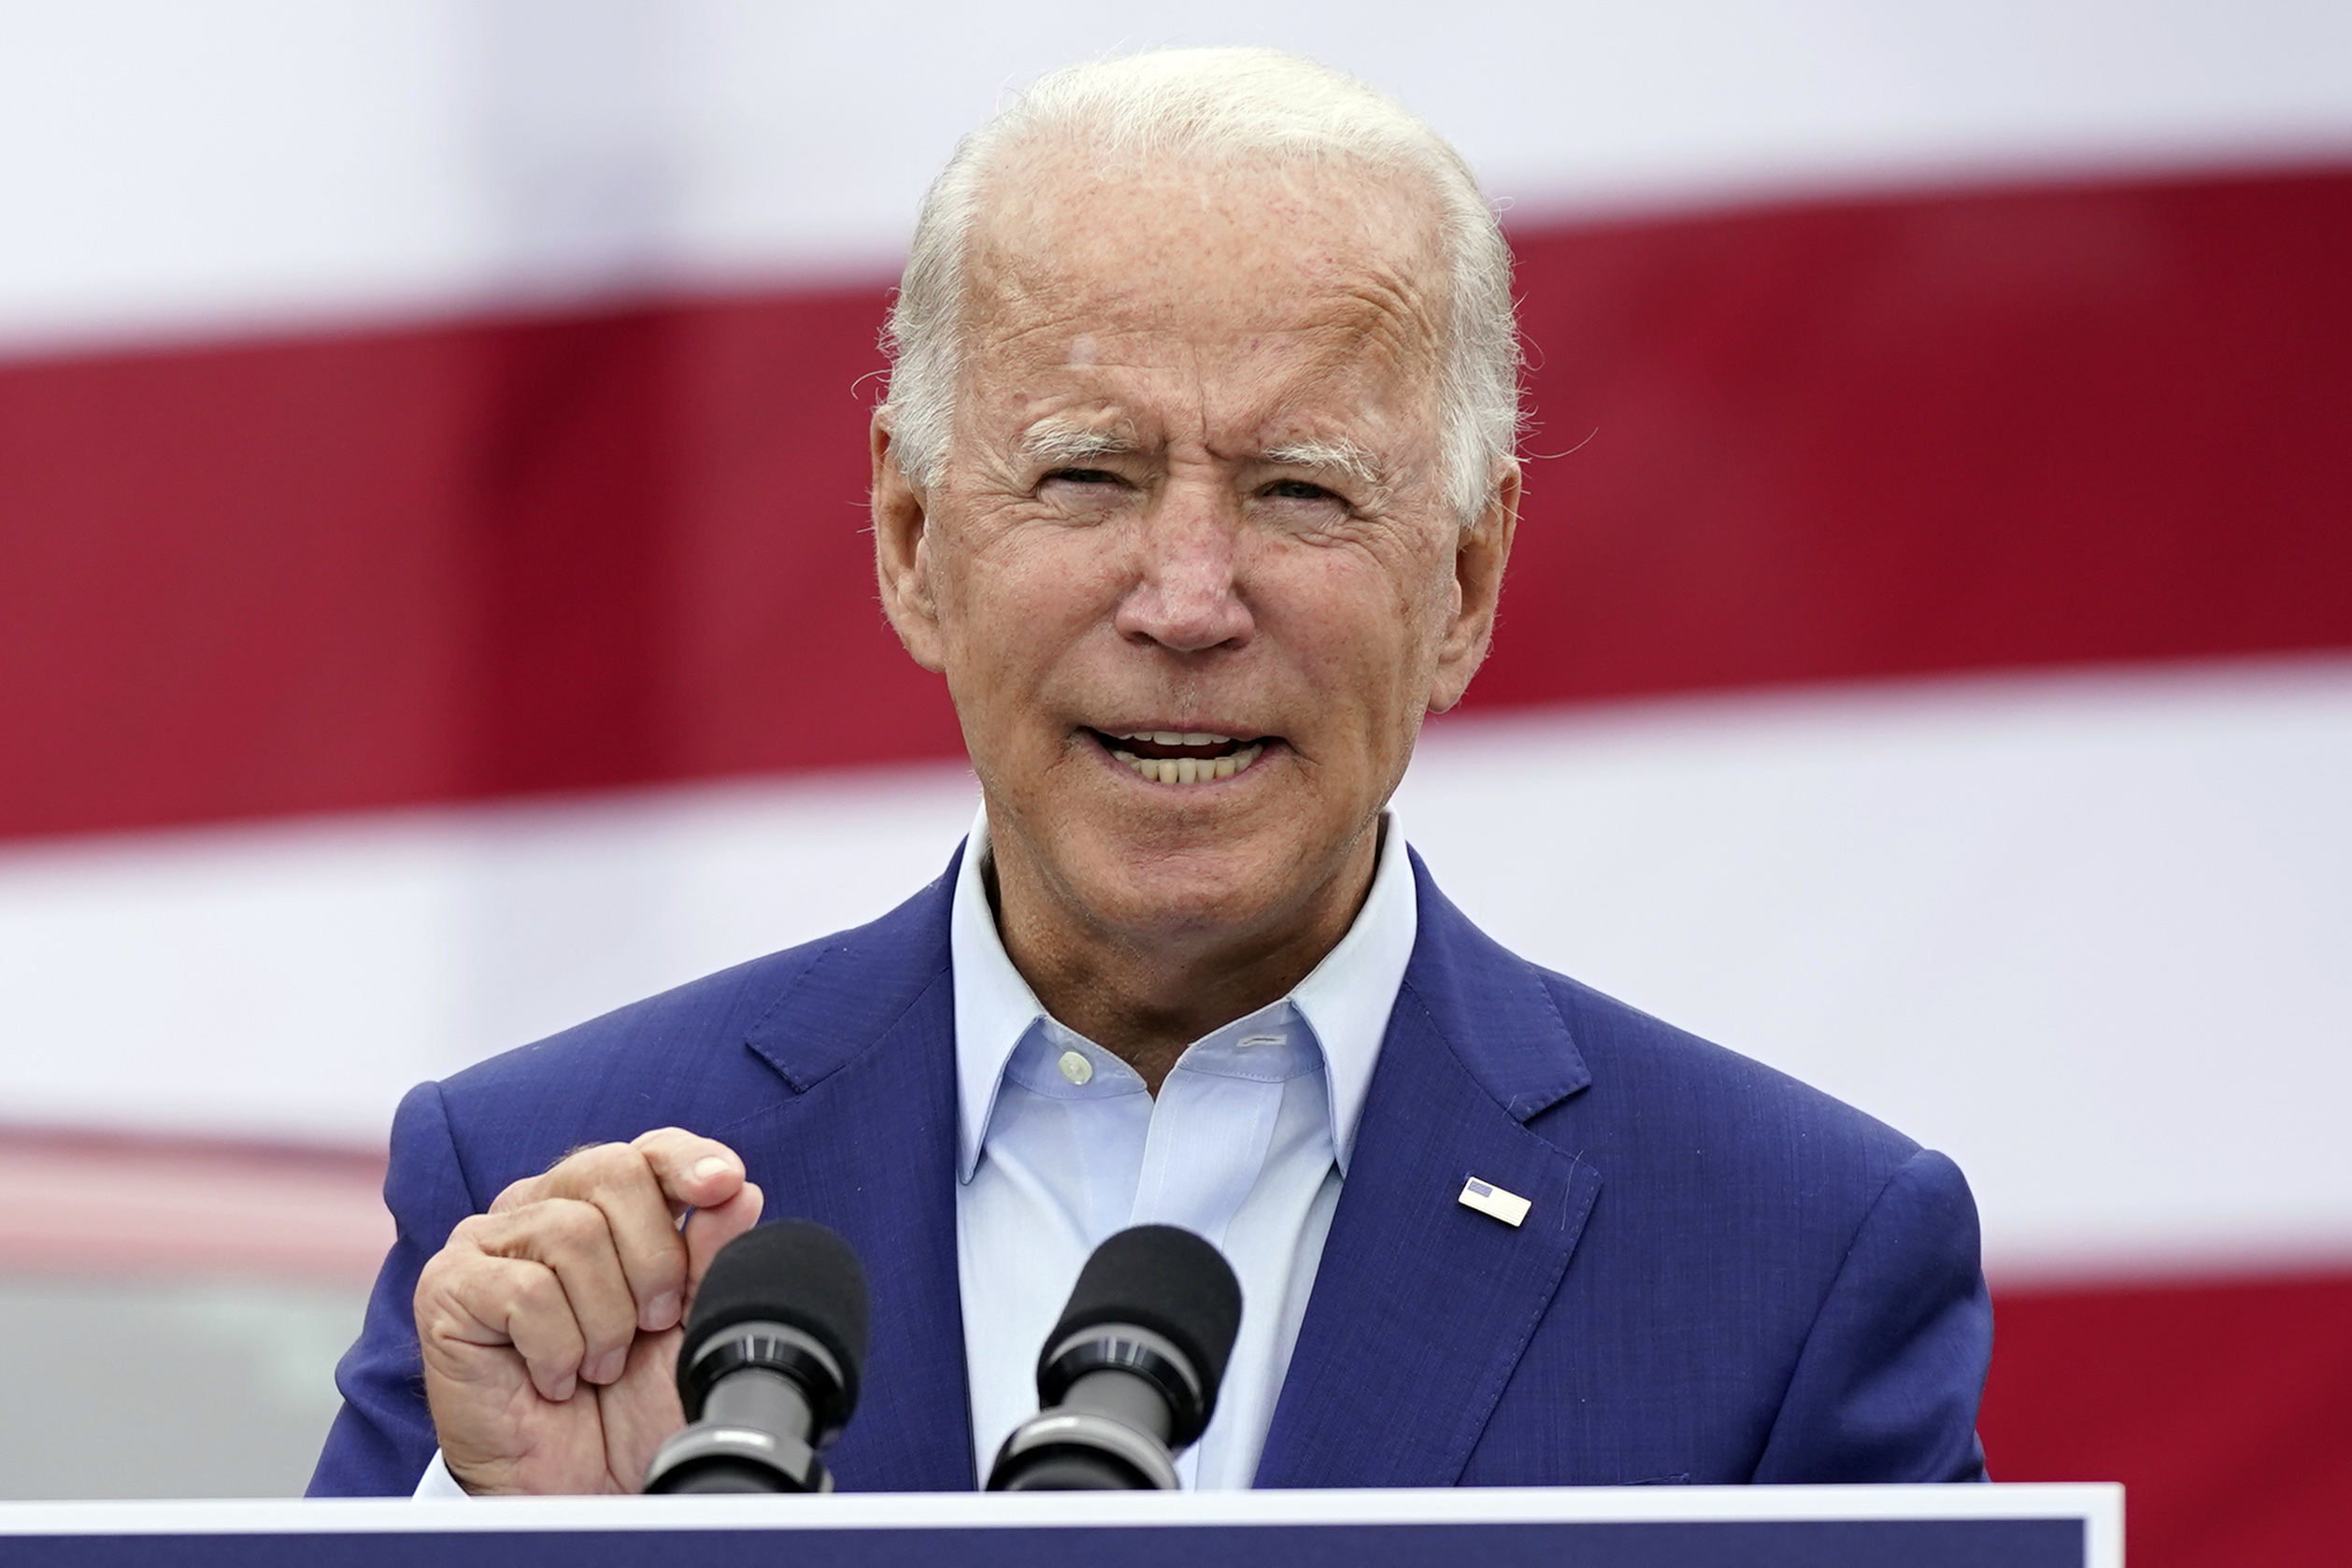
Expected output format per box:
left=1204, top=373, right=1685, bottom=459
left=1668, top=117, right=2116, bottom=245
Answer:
left=937, top=520, right=1128, bottom=692
left=1259, top=545, right=1448, bottom=713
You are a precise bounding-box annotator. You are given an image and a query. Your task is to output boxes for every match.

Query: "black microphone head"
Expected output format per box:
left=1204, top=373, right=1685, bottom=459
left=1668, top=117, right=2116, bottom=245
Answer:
left=1042, top=1225, right=1242, bottom=1426
left=679, top=1219, right=869, bottom=1425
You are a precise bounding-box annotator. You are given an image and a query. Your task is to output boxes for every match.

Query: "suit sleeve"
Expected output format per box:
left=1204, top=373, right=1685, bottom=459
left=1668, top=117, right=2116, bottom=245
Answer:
left=1750, top=1147, right=1993, bottom=1483
left=306, top=1080, right=482, bottom=1496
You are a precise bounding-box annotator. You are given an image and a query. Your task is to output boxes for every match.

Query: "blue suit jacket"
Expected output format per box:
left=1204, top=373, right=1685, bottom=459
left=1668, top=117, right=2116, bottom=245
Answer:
left=310, top=848, right=1989, bottom=1494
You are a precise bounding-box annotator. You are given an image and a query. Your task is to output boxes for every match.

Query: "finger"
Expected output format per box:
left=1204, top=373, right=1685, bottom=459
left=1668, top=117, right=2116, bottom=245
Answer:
left=475, top=1199, right=642, bottom=1387
left=528, top=1141, right=697, bottom=1334
left=633, top=1127, right=749, bottom=1215
left=487, top=1139, right=625, bottom=1216
left=681, top=1180, right=764, bottom=1304
left=431, top=1250, right=590, bottom=1403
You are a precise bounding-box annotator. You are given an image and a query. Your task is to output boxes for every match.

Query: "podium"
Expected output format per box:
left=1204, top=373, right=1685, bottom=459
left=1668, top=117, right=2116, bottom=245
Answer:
left=0, top=1484, right=2120, bottom=1565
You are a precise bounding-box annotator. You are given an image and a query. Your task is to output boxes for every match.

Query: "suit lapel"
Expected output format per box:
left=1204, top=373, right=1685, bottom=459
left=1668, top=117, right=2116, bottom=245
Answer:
left=1256, top=856, right=1603, bottom=1488
left=730, top=850, right=977, bottom=1491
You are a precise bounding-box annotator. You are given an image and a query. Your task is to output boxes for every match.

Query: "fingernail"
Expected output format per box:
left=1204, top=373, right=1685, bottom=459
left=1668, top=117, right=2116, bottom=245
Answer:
left=590, top=1348, right=624, bottom=1384
left=691, top=1156, right=733, bottom=1180
left=648, top=1290, right=680, bottom=1328
left=553, top=1376, right=577, bottom=1402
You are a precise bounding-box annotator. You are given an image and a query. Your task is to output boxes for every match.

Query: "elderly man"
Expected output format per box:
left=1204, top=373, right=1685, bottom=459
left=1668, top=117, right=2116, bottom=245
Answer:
left=311, top=49, right=1989, bottom=1497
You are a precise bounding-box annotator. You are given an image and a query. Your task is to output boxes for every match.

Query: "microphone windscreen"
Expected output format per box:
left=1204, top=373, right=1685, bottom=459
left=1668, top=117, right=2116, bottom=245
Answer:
left=683, top=1219, right=871, bottom=1408
left=1048, top=1225, right=1243, bottom=1403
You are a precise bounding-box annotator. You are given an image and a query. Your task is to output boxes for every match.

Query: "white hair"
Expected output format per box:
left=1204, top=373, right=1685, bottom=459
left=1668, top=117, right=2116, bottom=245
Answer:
left=882, top=48, right=1522, bottom=522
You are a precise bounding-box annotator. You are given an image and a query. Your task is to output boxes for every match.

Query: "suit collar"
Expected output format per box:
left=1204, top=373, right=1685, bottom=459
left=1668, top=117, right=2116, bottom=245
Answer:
left=1256, top=854, right=1601, bottom=1487
left=744, top=845, right=963, bottom=1092
left=1392, top=848, right=1591, bottom=1120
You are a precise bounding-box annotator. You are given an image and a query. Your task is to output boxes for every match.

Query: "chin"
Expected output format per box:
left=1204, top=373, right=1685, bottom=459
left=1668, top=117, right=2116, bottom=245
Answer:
left=1068, top=825, right=1322, bottom=935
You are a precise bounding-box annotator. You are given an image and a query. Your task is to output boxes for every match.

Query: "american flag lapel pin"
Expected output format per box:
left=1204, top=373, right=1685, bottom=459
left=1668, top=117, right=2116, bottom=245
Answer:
left=1458, top=1176, right=1532, bottom=1227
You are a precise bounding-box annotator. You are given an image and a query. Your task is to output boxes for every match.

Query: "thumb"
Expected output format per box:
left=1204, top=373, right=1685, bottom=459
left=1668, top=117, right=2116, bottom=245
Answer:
left=679, top=1180, right=764, bottom=1308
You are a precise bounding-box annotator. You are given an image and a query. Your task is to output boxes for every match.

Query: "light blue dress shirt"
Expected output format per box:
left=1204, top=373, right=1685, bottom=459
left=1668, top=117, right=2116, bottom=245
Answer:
left=952, top=808, right=1417, bottom=1490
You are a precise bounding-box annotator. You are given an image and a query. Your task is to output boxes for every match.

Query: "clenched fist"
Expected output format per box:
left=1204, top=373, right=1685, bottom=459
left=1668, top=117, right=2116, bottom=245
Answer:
left=413, top=1128, right=764, bottom=1494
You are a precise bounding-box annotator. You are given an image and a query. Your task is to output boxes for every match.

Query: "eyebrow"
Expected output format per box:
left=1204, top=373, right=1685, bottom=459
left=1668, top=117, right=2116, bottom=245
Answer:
left=1020, top=419, right=1133, bottom=465
left=1262, top=436, right=1385, bottom=493
left=1019, top=421, right=1388, bottom=495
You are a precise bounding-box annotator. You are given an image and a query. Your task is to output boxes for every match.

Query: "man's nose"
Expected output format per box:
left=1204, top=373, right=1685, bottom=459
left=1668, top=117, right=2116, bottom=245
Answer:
left=1115, top=487, right=1254, bottom=654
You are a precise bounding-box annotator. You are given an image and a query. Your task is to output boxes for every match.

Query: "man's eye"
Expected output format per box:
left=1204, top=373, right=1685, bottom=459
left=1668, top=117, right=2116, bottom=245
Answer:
left=1263, top=479, right=1340, bottom=503
left=1045, top=467, right=1123, bottom=487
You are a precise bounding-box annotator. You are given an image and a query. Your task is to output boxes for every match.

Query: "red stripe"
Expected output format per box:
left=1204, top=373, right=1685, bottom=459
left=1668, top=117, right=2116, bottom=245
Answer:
left=0, top=1128, right=391, bottom=1282
left=1981, top=1269, right=2352, bottom=1568
left=1481, top=168, right=2352, bottom=708
left=2, top=165, right=2347, bottom=841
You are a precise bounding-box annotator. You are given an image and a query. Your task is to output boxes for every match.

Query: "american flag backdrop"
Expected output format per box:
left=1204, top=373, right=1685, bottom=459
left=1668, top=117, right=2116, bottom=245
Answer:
left=0, top=4, right=2346, bottom=1561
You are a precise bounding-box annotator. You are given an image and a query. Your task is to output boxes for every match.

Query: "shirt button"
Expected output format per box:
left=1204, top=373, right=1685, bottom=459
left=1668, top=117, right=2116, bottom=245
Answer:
left=1058, top=1049, right=1093, bottom=1086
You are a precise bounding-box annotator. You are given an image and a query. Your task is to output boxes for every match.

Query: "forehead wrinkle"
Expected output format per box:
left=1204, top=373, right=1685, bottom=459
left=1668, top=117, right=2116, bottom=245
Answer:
left=1318, top=268, right=1444, bottom=384
left=975, top=167, right=1444, bottom=355
left=965, top=164, right=1452, bottom=498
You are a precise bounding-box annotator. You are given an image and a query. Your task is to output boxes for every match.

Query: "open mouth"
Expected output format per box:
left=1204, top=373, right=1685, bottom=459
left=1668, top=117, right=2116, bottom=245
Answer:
left=1087, top=729, right=1273, bottom=786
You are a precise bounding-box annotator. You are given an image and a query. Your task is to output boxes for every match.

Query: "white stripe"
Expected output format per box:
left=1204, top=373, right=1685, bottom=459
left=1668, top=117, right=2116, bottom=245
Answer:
left=2, top=1, right=2347, bottom=351
left=0, top=764, right=981, bottom=1145
left=1, top=658, right=2346, bottom=1284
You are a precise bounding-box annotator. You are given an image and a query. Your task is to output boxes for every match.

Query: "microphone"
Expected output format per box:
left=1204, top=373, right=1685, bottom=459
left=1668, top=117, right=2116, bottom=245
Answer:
left=987, top=1224, right=1243, bottom=1491
left=641, top=1219, right=870, bottom=1494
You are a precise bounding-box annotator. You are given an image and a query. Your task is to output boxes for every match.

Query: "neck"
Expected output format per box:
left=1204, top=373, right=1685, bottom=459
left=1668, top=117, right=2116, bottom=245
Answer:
left=986, top=822, right=1382, bottom=1094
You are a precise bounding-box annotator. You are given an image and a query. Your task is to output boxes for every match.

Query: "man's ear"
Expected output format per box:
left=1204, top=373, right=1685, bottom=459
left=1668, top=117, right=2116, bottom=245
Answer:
left=872, top=408, right=948, bottom=674
left=1427, top=461, right=1520, bottom=714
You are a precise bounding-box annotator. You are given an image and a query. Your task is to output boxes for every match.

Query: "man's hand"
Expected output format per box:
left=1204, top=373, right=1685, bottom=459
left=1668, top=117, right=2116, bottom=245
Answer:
left=414, top=1129, right=764, bottom=1494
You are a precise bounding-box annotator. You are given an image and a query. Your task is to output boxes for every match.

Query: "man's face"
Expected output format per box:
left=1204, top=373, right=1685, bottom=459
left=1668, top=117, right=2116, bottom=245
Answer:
left=875, top=150, right=1515, bottom=954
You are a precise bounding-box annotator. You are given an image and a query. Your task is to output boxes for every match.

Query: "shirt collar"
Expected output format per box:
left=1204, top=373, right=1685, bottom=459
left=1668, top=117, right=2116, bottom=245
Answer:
left=950, top=806, right=1418, bottom=1182
left=1289, top=811, right=1418, bottom=1175
left=949, top=808, right=1049, bottom=1182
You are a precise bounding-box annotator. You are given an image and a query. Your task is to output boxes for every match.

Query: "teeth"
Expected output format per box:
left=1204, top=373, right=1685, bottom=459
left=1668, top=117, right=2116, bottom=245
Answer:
left=1118, top=731, right=1233, bottom=746
left=1110, top=742, right=1265, bottom=786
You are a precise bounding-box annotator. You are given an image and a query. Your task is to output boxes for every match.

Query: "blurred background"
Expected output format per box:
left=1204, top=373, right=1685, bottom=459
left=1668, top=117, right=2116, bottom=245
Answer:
left=0, top=1, right=2347, bottom=1561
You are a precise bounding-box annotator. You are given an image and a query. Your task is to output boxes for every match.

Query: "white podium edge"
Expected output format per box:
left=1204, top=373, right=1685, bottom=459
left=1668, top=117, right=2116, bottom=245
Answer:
left=0, top=1483, right=2121, bottom=1566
